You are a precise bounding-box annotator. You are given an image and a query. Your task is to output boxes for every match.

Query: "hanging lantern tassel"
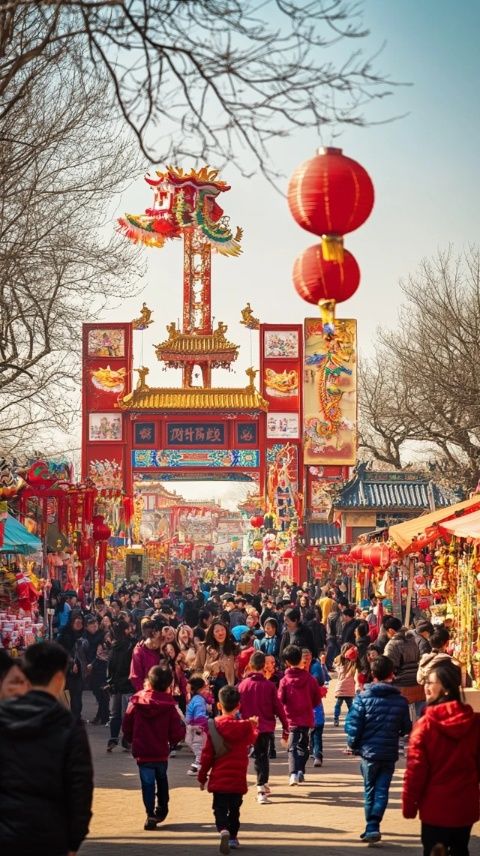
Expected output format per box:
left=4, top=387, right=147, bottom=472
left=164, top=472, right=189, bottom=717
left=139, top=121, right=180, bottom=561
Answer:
left=321, top=234, right=344, bottom=262
left=97, top=540, right=107, bottom=587
left=318, top=298, right=336, bottom=337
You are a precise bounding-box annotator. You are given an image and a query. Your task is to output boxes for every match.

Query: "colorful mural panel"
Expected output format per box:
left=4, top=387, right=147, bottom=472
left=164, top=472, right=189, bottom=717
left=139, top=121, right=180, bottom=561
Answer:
left=264, top=329, right=299, bottom=359
left=89, top=413, right=122, bottom=441
left=88, top=328, right=125, bottom=358
left=133, top=449, right=260, bottom=468
left=303, top=318, right=357, bottom=466
left=266, top=413, right=299, bottom=440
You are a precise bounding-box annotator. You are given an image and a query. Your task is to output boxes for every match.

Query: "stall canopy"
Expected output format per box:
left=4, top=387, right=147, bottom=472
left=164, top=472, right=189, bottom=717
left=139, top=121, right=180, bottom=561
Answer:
left=1, top=515, right=42, bottom=554
left=439, top=509, right=480, bottom=539
left=389, top=495, right=480, bottom=552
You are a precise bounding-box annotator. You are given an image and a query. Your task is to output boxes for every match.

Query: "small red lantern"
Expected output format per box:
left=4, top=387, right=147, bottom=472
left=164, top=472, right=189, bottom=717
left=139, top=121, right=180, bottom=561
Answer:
left=250, top=515, right=264, bottom=529
left=288, top=147, right=374, bottom=260
left=282, top=549, right=293, bottom=559
left=92, top=514, right=111, bottom=542
left=293, top=244, right=360, bottom=305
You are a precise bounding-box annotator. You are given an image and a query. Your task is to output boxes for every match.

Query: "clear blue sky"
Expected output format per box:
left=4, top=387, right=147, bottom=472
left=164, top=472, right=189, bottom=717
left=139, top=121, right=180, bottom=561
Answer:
left=103, top=0, right=480, bottom=503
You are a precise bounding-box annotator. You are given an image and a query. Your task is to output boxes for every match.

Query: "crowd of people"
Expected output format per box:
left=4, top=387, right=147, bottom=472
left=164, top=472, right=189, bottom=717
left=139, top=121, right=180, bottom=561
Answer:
left=0, top=570, right=479, bottom=856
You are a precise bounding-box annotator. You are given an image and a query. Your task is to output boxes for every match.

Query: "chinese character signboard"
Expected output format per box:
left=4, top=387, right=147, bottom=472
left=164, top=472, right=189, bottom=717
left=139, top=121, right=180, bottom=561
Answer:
left=303, top=318, right=357, bottom=466
left=134, top=422, right=156, bottom=445
left=167, top=422, right=225, bottom=446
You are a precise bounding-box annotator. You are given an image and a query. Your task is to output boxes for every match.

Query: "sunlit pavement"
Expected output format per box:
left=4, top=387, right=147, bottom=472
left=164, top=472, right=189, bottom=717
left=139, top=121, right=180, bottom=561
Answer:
left=81, top=690, right=480, bottom=855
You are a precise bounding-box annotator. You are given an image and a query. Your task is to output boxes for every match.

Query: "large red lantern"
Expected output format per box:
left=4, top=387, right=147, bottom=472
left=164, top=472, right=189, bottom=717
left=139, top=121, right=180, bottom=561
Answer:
left=288, top=147, right=374, bottom=260
left=293, top=243, right=360, bottom=305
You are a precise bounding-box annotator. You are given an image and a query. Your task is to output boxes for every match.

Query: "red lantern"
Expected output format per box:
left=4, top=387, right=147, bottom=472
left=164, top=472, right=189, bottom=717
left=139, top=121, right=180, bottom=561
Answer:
left=288, top=147, right=374, bottom=260
left=92, top=514, right=111, bottom=542
left=282, top=549, right=293, bottom=559
left=364, top=544, right=391, bottom=568
left=349, top=544, right=364, bottom=561
left=293, top=244, right=360, bottom=304
left=250, top=515, right=263, bottom=529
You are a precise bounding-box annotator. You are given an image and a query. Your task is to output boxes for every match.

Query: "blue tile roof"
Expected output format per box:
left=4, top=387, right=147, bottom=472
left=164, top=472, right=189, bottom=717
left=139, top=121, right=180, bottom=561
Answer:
left=334, top=466, right=455, bottom=511
left=308, top=523, right=341, bottom=546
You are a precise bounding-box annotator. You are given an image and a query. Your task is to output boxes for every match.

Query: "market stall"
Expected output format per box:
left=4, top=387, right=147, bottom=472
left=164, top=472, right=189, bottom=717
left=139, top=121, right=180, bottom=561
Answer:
left=0, top=515, right=43, bottom=653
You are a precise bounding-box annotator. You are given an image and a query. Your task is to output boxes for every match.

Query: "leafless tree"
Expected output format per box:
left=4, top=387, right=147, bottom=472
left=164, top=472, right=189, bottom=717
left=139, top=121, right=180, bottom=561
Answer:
left=359, top=248, right=480, bottom=491
left=0, top=0, right=397, bottom=179
left=0, top=55, right=143, bottom=455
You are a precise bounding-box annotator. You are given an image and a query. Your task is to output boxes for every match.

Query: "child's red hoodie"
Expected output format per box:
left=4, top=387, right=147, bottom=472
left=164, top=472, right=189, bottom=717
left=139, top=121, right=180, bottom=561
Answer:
left=122, top=688, right=186, bottom=763
left=197, top=716, right=257, bottom=794
left=278, top=666, right=323, bottom=728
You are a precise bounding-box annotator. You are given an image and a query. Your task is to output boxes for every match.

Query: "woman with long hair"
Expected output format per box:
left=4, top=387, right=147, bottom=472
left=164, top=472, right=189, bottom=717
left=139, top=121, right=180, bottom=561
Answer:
left=403, top=660, right=480, bottom=856
left=176, top=624, right=196, bottom=671
left=194, top=619, right=238, bottom=706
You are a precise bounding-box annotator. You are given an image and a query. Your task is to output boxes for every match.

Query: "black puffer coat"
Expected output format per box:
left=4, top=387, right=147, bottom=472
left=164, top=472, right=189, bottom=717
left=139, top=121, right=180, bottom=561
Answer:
left=384, top=629, right=420, bottom=687
left=0, top=690, right=93, bottom=856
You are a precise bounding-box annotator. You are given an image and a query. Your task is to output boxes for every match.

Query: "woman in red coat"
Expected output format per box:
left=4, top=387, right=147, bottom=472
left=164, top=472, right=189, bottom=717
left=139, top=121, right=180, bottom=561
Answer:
left=402, top=660, right=480, bottom=856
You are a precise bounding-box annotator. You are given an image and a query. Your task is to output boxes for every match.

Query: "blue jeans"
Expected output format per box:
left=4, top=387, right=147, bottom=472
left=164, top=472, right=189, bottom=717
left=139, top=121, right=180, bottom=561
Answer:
left=360, top=759, right=395, bottom=833
left=310, top=724, right=324, bottom=759
left=334, top=696, right=353, bottom=721
left=108, top=692, right=132, bottom=743
left=138, top=761, right=169, bottom=818
left=287, top=726, right=309, bottom=774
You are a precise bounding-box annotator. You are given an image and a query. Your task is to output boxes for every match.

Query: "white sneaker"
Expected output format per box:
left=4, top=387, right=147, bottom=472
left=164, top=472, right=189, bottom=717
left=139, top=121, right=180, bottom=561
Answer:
left=170, top=749, right=176, bottom=757
left=297, top=771, right=305, bottom=783
left=289, top=773, right=298, bottom=786
left=219, top=829, right=230, bottom=854
left=187, top=765, right=198, bottom=776
left=257, top=791, right=270, bottom=804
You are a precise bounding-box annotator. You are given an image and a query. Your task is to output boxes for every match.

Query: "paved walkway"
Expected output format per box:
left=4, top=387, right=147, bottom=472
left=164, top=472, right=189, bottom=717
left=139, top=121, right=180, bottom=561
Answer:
left=81, top=691, right=480, bottom=856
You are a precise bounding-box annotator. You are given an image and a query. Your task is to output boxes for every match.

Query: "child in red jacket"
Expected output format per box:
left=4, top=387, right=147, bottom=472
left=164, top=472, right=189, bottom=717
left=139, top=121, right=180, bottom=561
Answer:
left=278, top=644, right=322, bottom=786
left=198, top=685, right=257, bottom=854
left=122, top=665, right=186, bottom=831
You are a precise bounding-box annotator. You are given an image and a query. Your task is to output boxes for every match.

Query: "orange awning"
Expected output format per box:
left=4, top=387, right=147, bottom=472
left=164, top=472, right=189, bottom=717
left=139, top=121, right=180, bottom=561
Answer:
left=389, top=495, right=480, bottom=552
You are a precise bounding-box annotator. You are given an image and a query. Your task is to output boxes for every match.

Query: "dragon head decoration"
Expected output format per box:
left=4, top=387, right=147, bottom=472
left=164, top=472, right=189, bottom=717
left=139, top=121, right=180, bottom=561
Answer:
left=118, top=165, right=242, bottom=256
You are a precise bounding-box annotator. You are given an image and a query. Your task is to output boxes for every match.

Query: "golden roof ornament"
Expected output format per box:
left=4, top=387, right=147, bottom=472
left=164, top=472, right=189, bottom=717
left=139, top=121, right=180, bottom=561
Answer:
left=132, top=302, right=154, bottom=330
left=240, top=303, right=260, bottom=329
left=135, top=366, right=150, bottom=390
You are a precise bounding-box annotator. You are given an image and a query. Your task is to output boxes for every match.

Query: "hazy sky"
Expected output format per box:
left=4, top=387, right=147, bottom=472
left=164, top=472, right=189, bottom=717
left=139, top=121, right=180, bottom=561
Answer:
left=99, top=0, right=480, bottom=506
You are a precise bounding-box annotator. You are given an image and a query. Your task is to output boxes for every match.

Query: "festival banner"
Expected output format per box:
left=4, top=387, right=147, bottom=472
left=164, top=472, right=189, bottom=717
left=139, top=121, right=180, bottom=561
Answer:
left=307, top=465, right=349, bottom=519
left=82, top=322, right=133, bottom=492
left=260, top=325, right=302, bottom=414
left=303, top=318, right=357, bottom=466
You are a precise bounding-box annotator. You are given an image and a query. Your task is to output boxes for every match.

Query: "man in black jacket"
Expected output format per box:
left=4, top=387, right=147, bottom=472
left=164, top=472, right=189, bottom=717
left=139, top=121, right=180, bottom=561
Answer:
left=0, top=642, right=93, bottom=856
left=279, top=607, right=317, bottom=658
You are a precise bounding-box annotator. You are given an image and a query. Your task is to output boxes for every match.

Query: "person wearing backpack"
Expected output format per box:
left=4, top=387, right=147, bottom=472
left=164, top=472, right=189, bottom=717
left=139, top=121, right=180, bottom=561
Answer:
left=198, top=685, right=257, bottom=854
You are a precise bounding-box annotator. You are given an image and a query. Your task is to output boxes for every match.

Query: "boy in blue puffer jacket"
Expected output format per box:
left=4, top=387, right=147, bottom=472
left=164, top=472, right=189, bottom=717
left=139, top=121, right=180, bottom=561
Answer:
left=345, top=655, right=411, bottom=844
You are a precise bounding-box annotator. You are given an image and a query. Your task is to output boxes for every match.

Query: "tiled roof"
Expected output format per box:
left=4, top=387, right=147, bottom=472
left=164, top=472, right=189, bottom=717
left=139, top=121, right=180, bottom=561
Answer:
left=119, top=385, right=268, bottom=411
left=308, top=523, right=341, bottom=546
left=334, top=466, right=454, bottom=511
